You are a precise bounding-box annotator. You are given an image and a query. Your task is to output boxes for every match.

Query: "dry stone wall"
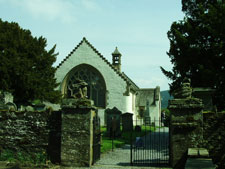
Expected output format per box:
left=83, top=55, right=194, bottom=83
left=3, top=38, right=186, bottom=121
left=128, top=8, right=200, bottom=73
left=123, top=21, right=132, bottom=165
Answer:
left=0, top=110, right=50, bottom=155
left=203, top=112, right=225, bottom=169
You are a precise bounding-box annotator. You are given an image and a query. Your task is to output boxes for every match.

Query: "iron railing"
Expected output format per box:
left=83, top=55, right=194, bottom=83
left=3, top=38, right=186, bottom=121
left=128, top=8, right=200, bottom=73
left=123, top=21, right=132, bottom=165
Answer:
left=130, top=117, right=169, bottom=166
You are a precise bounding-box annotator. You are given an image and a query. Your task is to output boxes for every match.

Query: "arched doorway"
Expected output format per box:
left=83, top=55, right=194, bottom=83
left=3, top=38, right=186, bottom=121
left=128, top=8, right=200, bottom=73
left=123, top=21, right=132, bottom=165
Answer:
left=63, top=64, right=106, bottom=108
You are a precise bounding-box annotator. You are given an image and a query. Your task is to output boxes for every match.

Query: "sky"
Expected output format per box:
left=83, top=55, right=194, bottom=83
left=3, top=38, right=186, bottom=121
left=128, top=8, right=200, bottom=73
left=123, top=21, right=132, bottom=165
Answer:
left=0, top=0, right=184, bottom=91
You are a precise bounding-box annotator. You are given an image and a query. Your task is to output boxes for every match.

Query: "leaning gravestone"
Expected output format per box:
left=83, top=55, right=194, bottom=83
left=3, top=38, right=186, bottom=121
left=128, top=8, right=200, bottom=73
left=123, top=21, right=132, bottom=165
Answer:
left=105, top=107, right=122, bottom=137
left=61, top=79, right=97, bottom=167
left=122, top=112, right=133, bottom=132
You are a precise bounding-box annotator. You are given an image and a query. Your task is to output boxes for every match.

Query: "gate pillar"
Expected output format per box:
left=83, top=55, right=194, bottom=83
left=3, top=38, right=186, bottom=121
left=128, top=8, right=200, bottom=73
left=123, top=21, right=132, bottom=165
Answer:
left=169, top=78, right=204, bottom=169
left=61, top=98, right=96, bottom=167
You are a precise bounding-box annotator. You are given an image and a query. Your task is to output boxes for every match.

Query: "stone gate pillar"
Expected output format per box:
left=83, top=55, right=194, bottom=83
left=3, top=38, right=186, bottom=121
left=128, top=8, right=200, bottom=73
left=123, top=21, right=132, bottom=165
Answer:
left=169, top=78, right=204, bottom=169
left=61, top=98, right=96, bottom=167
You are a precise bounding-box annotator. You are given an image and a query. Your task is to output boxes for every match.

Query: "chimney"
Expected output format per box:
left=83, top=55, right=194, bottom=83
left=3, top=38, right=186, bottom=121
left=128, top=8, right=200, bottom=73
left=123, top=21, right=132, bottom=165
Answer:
left=112, top=47, right=122, bottom=72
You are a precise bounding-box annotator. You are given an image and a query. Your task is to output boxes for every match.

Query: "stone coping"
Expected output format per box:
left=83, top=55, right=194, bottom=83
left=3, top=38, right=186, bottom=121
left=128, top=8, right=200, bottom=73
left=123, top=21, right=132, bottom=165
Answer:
left=185, top=148, right=215, bottom=169
left=169, top=98, right=203, bottom=109
left=185, top=158, right=215, bottom=169
left=171, top=122, right=198, bottom=128
left=188, top=148, right=209, bottom=158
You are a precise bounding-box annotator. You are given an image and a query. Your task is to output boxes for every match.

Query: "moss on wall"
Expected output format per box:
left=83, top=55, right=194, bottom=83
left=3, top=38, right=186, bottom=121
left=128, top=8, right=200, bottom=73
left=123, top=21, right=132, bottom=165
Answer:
left=203, top=112, right=225, bottom=169
left=0, top=110, right=50, bottom=163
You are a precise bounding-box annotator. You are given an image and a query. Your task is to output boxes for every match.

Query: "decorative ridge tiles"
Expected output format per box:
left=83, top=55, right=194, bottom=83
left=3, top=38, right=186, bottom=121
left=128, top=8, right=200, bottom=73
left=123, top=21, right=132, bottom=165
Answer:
left=56, top=37, right=133, bottom=85
left=56, top=38, right=84, bottom=69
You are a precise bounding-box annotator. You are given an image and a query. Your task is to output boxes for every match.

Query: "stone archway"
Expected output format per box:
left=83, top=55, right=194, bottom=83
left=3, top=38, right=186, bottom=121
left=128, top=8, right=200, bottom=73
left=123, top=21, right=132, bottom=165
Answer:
left=61, top=64, right=107, bottom=108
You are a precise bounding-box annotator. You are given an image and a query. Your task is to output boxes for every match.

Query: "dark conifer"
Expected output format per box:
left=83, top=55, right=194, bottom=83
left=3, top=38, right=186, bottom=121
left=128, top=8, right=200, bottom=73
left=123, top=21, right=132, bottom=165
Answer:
left=0, top=19, right=61, bottom=104
left=161, top=0, right=225, bottom=110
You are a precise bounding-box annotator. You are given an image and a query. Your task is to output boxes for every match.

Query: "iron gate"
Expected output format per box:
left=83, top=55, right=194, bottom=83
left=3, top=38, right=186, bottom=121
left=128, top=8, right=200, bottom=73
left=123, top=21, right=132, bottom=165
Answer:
left=130, top=117, right=169, bottom=166
left=92, top=114, right=101, bottom=164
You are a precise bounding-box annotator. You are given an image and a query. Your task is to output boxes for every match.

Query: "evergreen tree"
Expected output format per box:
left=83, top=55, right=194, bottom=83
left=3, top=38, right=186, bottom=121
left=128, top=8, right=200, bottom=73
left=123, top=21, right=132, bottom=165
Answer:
left=0, top=19, right=61, bottom=104
left=161, top=0, right=225, bottom=110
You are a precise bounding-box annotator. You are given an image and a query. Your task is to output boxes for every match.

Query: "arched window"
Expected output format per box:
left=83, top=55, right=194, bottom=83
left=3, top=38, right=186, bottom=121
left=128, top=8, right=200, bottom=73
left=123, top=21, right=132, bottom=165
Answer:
left=67, top=64, right=106, bottom=108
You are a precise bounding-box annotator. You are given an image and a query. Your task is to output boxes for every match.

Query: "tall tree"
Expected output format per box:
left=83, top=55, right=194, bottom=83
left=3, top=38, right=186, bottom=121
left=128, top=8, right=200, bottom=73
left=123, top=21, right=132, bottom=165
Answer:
left=161, top=0, right=225, bottom=110
left=0, top=19, right=61, bottom=104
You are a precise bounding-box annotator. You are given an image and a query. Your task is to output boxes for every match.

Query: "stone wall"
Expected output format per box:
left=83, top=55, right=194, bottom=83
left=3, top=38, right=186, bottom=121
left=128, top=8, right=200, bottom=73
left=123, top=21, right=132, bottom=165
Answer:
left=60, top=105, right=94, bottom=167
left=0, top=110, right=50, bottom=156
left=169, top=98, right=203, bottom=169
left=203, top=112, right=225, bottom=169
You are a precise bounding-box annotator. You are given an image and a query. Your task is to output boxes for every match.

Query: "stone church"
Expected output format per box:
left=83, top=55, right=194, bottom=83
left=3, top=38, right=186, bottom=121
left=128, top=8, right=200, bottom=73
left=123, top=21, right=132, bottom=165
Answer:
left=55, top=37, right=161, bottom=125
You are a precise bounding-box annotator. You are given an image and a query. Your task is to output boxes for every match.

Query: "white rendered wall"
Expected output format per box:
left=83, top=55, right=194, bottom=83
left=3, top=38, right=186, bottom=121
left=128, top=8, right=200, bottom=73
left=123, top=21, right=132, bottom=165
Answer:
left=55, top=41, right=131, bottom=125
left=149, top=100, right=161, bottom=123
left=125, top=92, right=133, bottom=113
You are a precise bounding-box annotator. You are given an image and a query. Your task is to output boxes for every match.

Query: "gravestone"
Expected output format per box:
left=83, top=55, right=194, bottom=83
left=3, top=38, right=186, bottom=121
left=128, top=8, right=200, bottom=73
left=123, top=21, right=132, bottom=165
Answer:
left=169, top=78, right=204, bottom=169
left=105, top=107, right=122, bottom=137
left=0, top=91, right=16, bottom=111
left=60, top=79, right=97, bottom=167
left=122, top=112, right=133, bottom=132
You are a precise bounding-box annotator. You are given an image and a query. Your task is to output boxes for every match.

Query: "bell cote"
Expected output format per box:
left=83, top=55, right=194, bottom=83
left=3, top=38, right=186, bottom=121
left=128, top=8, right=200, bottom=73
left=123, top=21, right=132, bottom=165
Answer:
left=112, top=47, right=122, bottom=72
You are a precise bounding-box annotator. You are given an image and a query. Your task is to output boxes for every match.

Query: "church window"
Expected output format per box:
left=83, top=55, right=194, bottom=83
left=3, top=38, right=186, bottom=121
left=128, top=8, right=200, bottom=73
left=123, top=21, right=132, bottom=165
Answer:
left=67, top=64, right=106, bottom=108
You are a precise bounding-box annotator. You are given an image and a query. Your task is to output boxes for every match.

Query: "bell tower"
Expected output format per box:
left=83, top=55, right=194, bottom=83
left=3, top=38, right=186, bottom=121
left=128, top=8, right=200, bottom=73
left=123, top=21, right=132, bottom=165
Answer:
left=112, top=47, right=122, bottom=72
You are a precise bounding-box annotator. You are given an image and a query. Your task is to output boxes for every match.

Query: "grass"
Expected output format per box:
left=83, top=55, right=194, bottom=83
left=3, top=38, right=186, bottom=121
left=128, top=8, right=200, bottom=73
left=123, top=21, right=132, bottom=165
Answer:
left=100, top=125, right=155, bottom=153
left=0, top=149, right=47, bottom=167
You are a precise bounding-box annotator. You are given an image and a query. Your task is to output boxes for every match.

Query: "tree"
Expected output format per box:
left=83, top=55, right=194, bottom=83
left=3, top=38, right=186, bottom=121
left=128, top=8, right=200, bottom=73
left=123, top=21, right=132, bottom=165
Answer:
left=161, top=0, right=225, bottom=110
left=0, top=19, right=61, bottom=104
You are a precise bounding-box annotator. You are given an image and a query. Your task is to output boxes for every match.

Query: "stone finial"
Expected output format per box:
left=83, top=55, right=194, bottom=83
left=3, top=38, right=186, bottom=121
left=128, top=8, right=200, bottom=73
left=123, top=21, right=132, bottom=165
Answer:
left=68, top=79, right=88, bottom=99
left=173, top=77, right=192, bottom=99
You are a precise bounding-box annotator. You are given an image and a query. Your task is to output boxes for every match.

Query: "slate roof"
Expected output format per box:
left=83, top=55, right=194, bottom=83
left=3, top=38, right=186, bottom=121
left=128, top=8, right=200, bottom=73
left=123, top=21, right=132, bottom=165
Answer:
left=56, top=37, right=139, bottom=91
left=136, top=88, right=160, bottom=106
left=112, top=47, right=121, bottom=55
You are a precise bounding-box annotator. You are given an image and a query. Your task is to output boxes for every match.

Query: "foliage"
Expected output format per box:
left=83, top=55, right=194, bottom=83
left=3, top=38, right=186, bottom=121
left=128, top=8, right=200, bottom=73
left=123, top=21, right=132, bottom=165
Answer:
left=161, top=90, right=173, bottom=108
left=160, top=0, right=225, bottom=110
left=0, top=19, right=61, bottom=104
left=0, top=149, right=47, bottom=165
left=162, top=108, right=170, bottom=127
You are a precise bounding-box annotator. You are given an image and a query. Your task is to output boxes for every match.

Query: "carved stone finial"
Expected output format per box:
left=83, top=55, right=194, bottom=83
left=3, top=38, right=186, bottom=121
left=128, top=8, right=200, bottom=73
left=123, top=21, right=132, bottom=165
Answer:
left=173, top=77, right=192, bottom=99
left=68, top=79, right=88, bottom=99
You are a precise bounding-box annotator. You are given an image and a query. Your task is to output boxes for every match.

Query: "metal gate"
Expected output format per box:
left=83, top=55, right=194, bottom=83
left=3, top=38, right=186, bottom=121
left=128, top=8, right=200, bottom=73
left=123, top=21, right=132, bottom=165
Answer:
left=130, top=117, right=169, bottom=166
left=92, top=114, right=101, bottom=164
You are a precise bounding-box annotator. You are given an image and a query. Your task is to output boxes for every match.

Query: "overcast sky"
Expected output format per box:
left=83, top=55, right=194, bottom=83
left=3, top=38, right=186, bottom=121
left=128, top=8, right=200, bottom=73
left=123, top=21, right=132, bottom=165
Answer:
left=0, top=0, right=184, bottom=91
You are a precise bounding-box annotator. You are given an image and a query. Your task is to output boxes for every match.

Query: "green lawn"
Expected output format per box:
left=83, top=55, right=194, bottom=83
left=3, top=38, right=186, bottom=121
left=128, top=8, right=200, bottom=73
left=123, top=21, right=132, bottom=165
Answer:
left=100, top=126, right=155, bottom=153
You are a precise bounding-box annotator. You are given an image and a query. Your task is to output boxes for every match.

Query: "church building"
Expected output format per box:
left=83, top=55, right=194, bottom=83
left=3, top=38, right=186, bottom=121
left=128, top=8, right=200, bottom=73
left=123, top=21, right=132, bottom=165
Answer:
left=55, top=38, right=161, bottom=125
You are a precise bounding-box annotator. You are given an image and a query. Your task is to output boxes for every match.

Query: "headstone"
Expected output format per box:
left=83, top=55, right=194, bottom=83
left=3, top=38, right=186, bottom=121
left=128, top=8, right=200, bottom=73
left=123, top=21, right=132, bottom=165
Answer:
left=105, top=107, right=122, bottom=137
left=25, top=106, right=34, bottom=112
left=122, top=112, right=133, bottom=132
left=134, top=125, right=141, bottom=132
left=0, top=91, right=16, bottom=111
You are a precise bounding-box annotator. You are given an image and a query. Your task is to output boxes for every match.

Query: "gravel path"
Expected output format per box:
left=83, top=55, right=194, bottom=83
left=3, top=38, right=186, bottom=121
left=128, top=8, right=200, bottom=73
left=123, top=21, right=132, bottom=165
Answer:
left=89, top=127, right=170, bottom=169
